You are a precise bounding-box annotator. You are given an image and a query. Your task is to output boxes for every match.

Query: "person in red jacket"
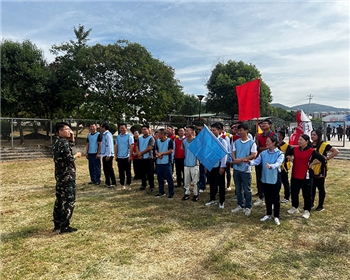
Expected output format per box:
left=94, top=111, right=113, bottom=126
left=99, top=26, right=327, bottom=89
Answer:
left=174, top=127, right=186, bottom=187
left=286, top=134, right=326, bottom=219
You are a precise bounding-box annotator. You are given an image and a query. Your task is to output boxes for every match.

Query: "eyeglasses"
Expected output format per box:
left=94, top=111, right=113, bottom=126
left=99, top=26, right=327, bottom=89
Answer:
left=231, top=126, right=236, bottom=129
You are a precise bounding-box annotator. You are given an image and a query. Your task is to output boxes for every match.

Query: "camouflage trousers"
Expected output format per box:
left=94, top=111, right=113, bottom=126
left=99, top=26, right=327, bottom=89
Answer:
left=53, top=180, right=76, bottom=229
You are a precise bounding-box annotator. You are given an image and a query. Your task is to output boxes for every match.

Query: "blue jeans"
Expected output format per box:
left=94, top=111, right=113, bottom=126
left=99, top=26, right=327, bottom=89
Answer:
left=156, top=163, right=174, bottom=196
left=88, top=154, right=101, bottom=183
left=233, top=170, right=252, bottom=209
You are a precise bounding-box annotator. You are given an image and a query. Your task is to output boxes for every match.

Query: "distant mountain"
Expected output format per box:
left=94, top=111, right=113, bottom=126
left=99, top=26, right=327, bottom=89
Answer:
left=271, top=103, right=350, bottom=114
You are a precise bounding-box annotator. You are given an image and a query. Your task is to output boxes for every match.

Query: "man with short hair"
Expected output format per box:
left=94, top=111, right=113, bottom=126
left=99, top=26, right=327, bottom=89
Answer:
left=155, top=129, right=174, bottom=199
left=100, top=123, right=116, bottom=188
left=137, top=124, right=155, bottom=193
left=115, top=123, right=134, bottom=190
left=231, top=123, right=257, bottom=216
left=174, top=127, right=186, bottom=187
left=181, top=126, right=200, bottom=201
left=53, top=122, right=81, bottom=234
left=85, top=123, right=102, bottom=185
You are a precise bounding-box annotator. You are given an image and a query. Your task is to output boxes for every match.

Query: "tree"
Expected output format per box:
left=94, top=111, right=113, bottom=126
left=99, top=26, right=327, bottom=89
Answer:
left=206, top=60, right=274, bottom=119
left=52, top=26, right=185, bottom=124
left=1, top=39, right=50, bottom=143
left=176, top=94, right=201, bottom=116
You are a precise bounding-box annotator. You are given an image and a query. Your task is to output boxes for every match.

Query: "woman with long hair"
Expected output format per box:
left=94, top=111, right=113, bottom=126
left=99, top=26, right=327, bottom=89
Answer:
left=310, top=129, right=338, bottom=212
left=286, top=134, right=326, bottom=219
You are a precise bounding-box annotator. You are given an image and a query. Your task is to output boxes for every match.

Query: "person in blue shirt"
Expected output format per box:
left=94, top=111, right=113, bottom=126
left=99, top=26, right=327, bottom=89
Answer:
left=115, top=123, right=134, bottom=190
left=154, top=128, right=174, bottom=199
left=100, top=123, right=116, bottom=188
left=246, top=135, right=284, bottom=226
left=85, top=123, right=102, bottom=185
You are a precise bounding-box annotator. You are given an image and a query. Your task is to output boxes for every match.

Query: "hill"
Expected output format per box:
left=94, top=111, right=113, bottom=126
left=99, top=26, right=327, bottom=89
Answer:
left=271, top=103, right=349, bottom=114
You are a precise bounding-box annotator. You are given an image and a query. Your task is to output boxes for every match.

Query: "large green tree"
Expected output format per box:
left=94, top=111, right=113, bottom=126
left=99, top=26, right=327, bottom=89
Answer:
left=176, top=94, right=201, bottom=116
left=206, top=60, right=274, bottom=119
left=52, top=26, right=184, bottom=123
left=1, top=39, right=50, bottom=143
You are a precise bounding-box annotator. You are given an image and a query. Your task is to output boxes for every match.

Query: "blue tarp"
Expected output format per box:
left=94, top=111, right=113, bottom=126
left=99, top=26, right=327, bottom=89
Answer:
left=188, top=125, right=228, bottom=171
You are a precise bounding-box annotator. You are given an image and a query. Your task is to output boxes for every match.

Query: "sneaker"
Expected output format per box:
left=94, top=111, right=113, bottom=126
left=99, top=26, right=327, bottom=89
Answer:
left=94, top=181, right=101, bottom=185
left=302, top=210, right=310, bottom=219
left=53, top=225, right=60, bottom=232
left=155, top=193, right=166, bottom=198
left=168, top=195, right=173, bottom=199
left=88, top=181, right=94, bottom=185
left=260, top=215, right=271, bottom=222
left=274, top=217, right=280, bottom=226
left=231, top=205, right=243, bottom=213
left=315, top=206, right=324, bottom=212
left=121, top=185, right=126, bottom=190
left=147, top=188, right=154, bottom=194
left=182, top=194, right=190, bottom=200
left=253, top=198, right=264, bottom=206
left=125, top=185, right=131, bottom=191
left=227, top=187, right=232, bottom=191
left=199, top=189, right=204, bottom=193
left=137, top=186, right=146, bottom=192
left=245, top=208, right=251, bottom=216
left=287, top=207, right=300, bottom=215
left=60, top=226, right=78, bottom=234
left=281, top=198, right=289, bottom=203
left=192, top=195, right=199, bottom=202
left=219, top=203, right=224, bottom=209
left=205, top=200, right=217, bottom=206
left=107, top=185, right=114, bottom=189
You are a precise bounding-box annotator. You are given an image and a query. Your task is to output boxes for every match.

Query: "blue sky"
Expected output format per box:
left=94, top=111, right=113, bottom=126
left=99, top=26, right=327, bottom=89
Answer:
left=2, top=0, right=349, bottom=109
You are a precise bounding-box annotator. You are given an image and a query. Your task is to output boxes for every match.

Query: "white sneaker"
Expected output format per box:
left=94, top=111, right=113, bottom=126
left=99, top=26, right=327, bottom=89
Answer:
left=287, top=207, right=300, bottom=214
left=231, top=205, right=243, bottom=213
left=245, top=208, right=251, bottom=216
left=219, top=203, right=224, bottom=209
left=302, top=210, right=310, bottom=219
left=281, top=198, right=289, bottom=203
left=227, top=187, right=232, bottom=191
left=126, top=184, right=131, bottom=191
left=205, top=200, right=217, bottom=206
left=199, top=189, right=204, bottom=193
left=121, top=185, right=126, bottom=190
left=253, top=198, right=264, bottom=206
left=260, top=215, right=271, bottom=222
left=274, top=217, right=280, bottom=226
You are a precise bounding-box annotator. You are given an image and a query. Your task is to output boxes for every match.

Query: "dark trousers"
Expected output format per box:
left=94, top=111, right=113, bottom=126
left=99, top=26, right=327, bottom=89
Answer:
left=53, top=180, right=75, bottom=228
left=225, top=165, right=231, bottom=188
left=255, top=164, right=264, bottom=199
left=132, top=159, right=142, bottom=179
left=209, top=167, right=225, bottom=204
left=262, top=177, right=281, bottom=218
left=198, top=163, right=206, bottom=190
left=102, top=156, right=116, bottom=186
left=140, top=158, right=155, bottom=189
left=281, top=169, right=290, bottom=200
left=88, top=154, right=101, bottom=183
left=157, top=163, right=174, bottom=196
left=117, top=158, right=132, bottom=185
left=174, top=158, right=184, bottom=187
left=291, top=177, right=312, bottom=211
left=312, top=177, right=326, bottom=208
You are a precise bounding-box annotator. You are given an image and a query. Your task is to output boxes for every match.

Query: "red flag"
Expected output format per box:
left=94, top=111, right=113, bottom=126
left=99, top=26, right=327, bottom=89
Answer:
left=289, top=111, right=303, bottom=146
left=236, top=79, right=260, bottom=121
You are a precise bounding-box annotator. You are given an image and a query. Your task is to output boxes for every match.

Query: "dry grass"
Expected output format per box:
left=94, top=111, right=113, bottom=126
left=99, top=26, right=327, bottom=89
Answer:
left=1, top=158, right=350, bottom=280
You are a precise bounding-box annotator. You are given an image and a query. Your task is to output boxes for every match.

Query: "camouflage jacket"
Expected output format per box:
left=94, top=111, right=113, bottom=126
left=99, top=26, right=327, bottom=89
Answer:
left=53, top=137, right=76, bottom=181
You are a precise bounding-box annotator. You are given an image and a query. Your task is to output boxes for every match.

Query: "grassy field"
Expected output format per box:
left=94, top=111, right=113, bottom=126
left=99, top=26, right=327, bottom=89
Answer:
left=1, top=158, right=349, bottom=280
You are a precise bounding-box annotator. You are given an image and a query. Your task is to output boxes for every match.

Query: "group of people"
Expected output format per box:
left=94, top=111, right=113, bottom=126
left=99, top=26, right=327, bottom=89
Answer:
left=52, top=118, right=339, bottom=233
left=326, top=124, right=350, bottom=141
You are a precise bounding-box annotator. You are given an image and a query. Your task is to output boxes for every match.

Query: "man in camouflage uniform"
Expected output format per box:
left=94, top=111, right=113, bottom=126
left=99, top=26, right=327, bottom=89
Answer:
left=53, top=122, right=81, bottom=234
